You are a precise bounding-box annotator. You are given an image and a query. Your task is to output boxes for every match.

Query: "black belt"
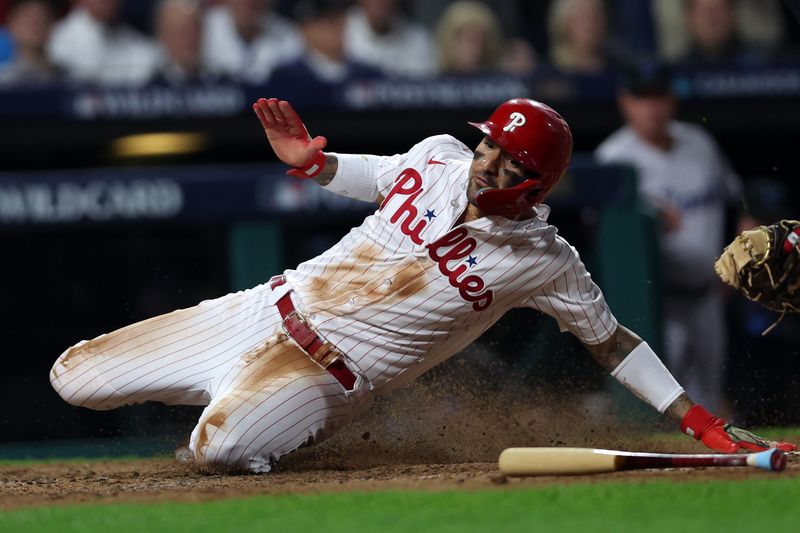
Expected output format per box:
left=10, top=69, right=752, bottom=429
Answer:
left=270, top=275, right=356, bottom=391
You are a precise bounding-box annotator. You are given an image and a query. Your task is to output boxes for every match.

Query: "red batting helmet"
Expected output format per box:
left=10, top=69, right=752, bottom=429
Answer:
left=468, top=98, right=573, bottom=218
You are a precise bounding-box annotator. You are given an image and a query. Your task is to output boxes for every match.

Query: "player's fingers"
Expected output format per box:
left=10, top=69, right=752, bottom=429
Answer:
left=252, top=101, right=271, bottom=130
left=254, top=98, right=279, bottom=129
left=278, top=100, right=310, bottom=139
left=267, top=98, right=288, bottom=126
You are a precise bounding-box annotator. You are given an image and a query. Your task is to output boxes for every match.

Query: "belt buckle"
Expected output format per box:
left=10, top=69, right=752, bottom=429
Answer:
left=314, top=342, right=341, bottom=368
left=281, top=311, right=340, bottom=370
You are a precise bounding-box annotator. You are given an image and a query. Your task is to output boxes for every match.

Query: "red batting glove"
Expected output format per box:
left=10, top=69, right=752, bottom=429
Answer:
left=285, top=149, right=326, bottom=179
left=252, top=97, right=328, bottom=179
left=681, top=405, right=736, bottom=453
left=680, top=404, right=797, bottom=454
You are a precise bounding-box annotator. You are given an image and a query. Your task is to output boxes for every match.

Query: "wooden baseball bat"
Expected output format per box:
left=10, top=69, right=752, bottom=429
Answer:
left=498, top=447, right=787, bottom=476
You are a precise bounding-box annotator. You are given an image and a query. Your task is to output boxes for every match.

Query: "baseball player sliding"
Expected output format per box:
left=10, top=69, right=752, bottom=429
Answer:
left=49, top=98, right=796, bottom=473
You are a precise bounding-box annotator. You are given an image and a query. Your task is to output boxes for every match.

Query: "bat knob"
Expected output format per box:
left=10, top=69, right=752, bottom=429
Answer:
left=770, top=449, right=787, bottom=472
left=747, top=448, right=786, bottom=472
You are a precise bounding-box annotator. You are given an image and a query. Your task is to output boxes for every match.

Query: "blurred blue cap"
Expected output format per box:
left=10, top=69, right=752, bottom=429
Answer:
left=294, top=0, right=352, bottom=22
left=621, top=61, right=673, bottom=97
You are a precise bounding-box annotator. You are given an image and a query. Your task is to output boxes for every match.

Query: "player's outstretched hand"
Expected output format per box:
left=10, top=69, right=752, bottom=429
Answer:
left=252, top=98, right=327, bottom=176
left=680, top=404, right=797, bottom=453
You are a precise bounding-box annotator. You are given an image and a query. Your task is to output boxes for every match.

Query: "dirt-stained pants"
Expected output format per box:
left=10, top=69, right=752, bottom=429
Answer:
left=49, top=282, right=372, bottom=473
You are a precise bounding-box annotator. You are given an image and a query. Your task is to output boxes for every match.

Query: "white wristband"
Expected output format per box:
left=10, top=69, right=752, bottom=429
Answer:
left=610, top=342, right=684, bottom=413
left=322, top=152, right=384, bottom=203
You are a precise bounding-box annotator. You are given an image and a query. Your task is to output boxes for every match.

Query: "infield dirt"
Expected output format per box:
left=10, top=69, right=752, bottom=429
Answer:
left=3, top=361, right=798, bottom=510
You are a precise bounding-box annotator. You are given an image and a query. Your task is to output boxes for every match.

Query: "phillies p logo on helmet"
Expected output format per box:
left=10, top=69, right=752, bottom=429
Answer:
left=503, top=112, right=527, bottom=132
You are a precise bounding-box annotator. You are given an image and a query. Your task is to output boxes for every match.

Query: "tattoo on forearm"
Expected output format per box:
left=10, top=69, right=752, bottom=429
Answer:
left=665, top=393, right=693, bottom=423
left=587, top=325, right=641, bottom=372
left=313, top=155, right=338, bottom=186
left=586, top=326, right=694, bottom=423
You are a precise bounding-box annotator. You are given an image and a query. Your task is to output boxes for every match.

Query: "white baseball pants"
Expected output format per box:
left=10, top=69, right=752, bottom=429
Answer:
left=49, top=282, right=373, bottom=472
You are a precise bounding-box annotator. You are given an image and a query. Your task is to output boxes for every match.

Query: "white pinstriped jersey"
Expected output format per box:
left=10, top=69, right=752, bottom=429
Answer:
left=285, top=135, right=619, bottom=392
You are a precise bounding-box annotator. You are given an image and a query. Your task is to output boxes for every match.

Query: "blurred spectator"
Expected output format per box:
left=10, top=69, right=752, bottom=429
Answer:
left=653, top=0, right=786, bottom=63
left=344, top=0, right=435, bottom=77
left=47, top=0, right=159, bottom=85
left=202, top=0, right=302, bottom=84
left=151, top=0, right=217, bottom=84
left=435, top=1, right=536, bottom=75
left=685, top=0, right=738, bottom=62
left=270, top=0, right=382, bottom=85
left=0, top=0, right=60, bottom=86
left=595, top=63, right=741, bottom=413
left=546, top=0, right=628, bottom=74
left=677, top=0, right=769, bottom=65
left=412, top=0, right=523, bottom=43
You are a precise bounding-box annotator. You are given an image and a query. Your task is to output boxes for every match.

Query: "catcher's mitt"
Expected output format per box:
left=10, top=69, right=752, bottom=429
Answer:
left=715, top=219, right=800, bottom=333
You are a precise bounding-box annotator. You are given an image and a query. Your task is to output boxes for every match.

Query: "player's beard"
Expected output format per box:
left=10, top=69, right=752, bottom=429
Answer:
left=466, top=174, right=493, bottom=207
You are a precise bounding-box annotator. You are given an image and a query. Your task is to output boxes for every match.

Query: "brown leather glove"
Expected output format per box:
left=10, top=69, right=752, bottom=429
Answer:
left=715, top=219, right=800, bottom=332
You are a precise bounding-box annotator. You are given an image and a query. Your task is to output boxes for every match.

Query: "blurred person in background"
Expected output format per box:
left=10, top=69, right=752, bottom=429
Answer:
left=151, top=0, right=217, bottom=85
left=270, top=0, right=381, bottom=85
left=47, top=0, right=160, bottom=85
left=344, top=0, right=435, bottom=77
left=653, top=0, right=786, bottom=63
left=411, top=0, right=522, bottom=39
left=676, top=0, right=771, bottom=65
left=202, top=0, right=302, bottom=84
left=546, top=0, right=629, bottom=74
left=435, top=1, right=536, bottom=75
left=595, top=63, right=741, bottom=414
left=0, top=0, right=60, bottom=86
